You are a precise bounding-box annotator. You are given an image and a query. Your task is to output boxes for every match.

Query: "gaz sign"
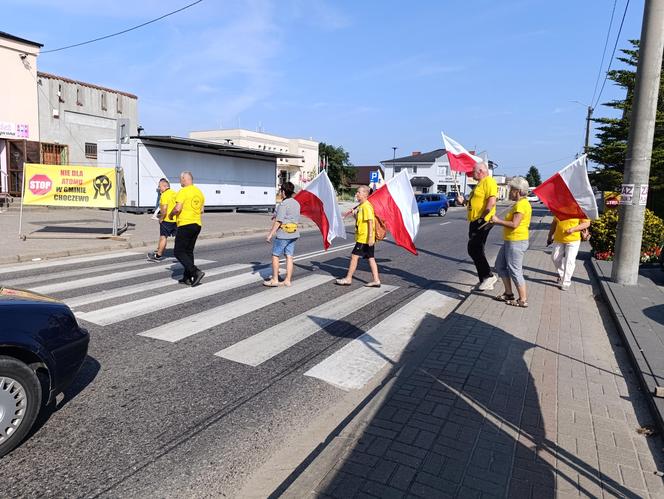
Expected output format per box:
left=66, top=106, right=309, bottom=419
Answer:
left=28, top=174, right=52, bottom=196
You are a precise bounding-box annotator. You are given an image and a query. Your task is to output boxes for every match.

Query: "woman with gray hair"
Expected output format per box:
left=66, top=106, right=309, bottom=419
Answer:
left=490, top=177, right=532, bottom=307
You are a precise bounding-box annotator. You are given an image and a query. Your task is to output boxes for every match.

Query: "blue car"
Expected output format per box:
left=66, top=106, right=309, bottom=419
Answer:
left=0, top=287, right=89, bottom=457
left=416, top=193, right=449, bottom=217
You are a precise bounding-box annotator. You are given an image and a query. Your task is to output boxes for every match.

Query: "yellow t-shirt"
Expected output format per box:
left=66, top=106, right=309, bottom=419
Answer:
left=175, top=185, right=205, bottom=227
left=503, top=198, right=532, bottom=241
left=554, top=217, right=589, bottom=243
left=159, top=188, right=178, bottom=222
left=467, top=176, right=498, bottom=222
left=355, top=201, right=375, bottom=244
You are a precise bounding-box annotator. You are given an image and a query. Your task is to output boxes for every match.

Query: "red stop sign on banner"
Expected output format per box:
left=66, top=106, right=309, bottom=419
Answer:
left=28, top=174, right=52, bottom=196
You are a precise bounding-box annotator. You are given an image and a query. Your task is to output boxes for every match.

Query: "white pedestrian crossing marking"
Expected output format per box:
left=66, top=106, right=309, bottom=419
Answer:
left=139, top=274, right=332, bottom=343
left=30, top=259, right=214, bottom=294
left=0, top=251, right=140, bottom=274
left=65, top=263, right=253, bottom=308
left=76, top=268, right=273, bottom=326
left=304, top=289, right=460, bottom=391
left=215, top=285, right=398, bottom=366
left=4, top=258, right=167, bottom=287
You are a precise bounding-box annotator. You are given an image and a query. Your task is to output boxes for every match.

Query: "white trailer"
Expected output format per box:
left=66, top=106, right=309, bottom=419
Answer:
left=98, top=135, right=300, bottom=212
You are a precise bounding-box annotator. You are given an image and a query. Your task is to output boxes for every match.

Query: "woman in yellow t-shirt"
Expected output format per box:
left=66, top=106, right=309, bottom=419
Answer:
left=546, top=216, right=590, bottom=290
left=490, top=177, right=532, bottom=307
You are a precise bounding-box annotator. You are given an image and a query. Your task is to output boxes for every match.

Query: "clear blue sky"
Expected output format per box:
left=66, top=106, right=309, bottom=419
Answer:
left=5, top=0, right=646, bottom=178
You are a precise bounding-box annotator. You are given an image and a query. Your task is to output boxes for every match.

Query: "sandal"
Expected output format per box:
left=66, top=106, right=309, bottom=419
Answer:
left=506, top=299, right=529, bottom=308
left=495, top=293, right=515, bottom=302
left=263, top=280, right=281, bottom=287
left=335, top=278, right=352, bottom=286
left=364, top=281, right=381, bottom=288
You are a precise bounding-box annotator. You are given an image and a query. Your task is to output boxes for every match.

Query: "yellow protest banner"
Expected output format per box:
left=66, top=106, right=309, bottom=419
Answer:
left=22, top=163, right=117, bottom=208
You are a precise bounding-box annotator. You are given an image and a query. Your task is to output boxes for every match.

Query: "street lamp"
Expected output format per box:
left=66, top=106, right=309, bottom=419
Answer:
left=392, top=146, right=398, bottom=178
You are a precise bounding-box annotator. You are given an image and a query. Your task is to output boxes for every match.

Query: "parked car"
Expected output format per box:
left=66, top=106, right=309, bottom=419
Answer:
left=0, top=287, right=89, bottom=457
left=446, top=192, right=460, bottom=207
left=526, top=191, right=539, bottom=203
left=416, top=194, right=449, bottom=217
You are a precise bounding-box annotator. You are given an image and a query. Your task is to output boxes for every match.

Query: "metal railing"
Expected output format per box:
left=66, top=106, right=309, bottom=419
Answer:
left=0, top=171, right=13, bottom=212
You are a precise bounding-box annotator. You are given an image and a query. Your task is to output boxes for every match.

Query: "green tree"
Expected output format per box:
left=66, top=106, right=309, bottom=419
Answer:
left=588, top=40, right=664, bottom=215
left=524, top=166, right=542, bottom=187
left=319, top=142, right=356, bottom=191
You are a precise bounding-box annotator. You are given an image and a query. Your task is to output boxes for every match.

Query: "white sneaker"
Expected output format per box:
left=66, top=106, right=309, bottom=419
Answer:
left=478, top=274, right=498, bottom=291
left=560, top=283, right=571, bottom=291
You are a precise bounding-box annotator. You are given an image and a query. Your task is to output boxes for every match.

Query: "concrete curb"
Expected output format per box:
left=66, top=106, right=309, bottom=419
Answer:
left=589, top=258, right=664, bottom=434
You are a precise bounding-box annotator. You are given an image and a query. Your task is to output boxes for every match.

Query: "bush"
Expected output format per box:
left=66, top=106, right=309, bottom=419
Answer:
left=590, top=208, right=664, bottom=261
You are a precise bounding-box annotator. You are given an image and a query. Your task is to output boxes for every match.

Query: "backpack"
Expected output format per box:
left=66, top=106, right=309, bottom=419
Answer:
left=374, top=215, right=387, bottom=241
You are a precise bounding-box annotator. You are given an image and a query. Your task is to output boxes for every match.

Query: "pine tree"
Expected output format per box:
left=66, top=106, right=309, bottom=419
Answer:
left=525, top=166, right=542, bottom=187
left=588, top=40, right=664, bottom=215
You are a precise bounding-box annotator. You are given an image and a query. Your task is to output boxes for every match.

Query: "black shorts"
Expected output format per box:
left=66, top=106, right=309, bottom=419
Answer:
left=351, top=242, right=375, bottom=259
left=160, top=221, right=177, bottom=237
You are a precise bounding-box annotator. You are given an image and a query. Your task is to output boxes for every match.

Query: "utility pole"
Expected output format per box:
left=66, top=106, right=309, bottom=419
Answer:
left=392, top=147, right=398, bottom=178
left=612, top=0, right=664, bottom=285
left=584, top=105, right=594, bottom=154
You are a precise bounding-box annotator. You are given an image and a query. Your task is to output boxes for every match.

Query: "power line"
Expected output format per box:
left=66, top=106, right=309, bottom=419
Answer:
left=590, top=0, right=618, bottom=105
left=593, top=0, right=631, bottom=109
left=40, top=0, right=203, bottom=54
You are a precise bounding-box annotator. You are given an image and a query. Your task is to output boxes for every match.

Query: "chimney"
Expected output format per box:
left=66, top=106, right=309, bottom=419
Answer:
left=412, top=151, right=421, bottom=156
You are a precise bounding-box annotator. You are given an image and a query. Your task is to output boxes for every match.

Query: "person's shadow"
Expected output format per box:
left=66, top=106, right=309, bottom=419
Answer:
left=272, top=312, right=639, bottom=498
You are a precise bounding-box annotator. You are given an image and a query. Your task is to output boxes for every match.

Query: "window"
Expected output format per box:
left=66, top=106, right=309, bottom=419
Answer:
left=76, top=88, right=84, bottom=106
left=413, top=166, right=418, bottom=174
left=58, top=83, right=64, bottom=103
left=437, top=184, right=446, bottom=193
left=394, top=167, right=402, bottom=173
left=116, top=95, right=123, bottom=114
left=85, top=142, right=97, bottom=159
left=437, top=166, right=447, bottom=176
left=101, top=93, right=107, bottom=111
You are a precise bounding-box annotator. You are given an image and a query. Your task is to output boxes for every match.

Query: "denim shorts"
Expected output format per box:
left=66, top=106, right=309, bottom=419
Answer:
left=272, top=238, right=297, bottom=257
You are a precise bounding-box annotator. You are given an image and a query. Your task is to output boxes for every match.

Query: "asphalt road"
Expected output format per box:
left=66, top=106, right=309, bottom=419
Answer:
left=0, top=206, right=511, bottom=498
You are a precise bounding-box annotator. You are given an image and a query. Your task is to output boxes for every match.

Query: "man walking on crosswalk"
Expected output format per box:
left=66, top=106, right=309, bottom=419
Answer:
left=148, top=178, right=178, bottom=262
left=169, top=171, right=205, bottom=287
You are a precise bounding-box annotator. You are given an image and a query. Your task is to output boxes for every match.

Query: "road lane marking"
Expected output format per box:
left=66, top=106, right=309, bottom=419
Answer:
left=139, top=274, right=332, bottom=342
left=304, top=289, right=460, bottom=391
left=439, top=222, right=451, bottom=226
left=0, top=251, right=140, bottom=275
left=65, top=263, right=253, bottom=308
left=290, top=242, right=355, bottom=262
left=29, top=259, right=214, bottom=294
left=215, top=284, right=398, bottom=366
left=76, top=268, right=274, bottom=326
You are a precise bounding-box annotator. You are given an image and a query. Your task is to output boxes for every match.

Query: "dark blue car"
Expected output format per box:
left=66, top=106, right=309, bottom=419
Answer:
left=0, top=288, right=89, bottom=457
left=416, top=193, right=449, bottom=217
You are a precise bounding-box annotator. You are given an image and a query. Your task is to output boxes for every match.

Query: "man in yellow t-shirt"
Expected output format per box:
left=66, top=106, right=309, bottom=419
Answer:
left=547, top=216, right=590, bottom=290
left=457, top=163, right=498, bottom=290
left=335, top=185, right=381, bottom=287
left=148, top=178, right=178, bottom=262
left=169, top=171, right=206, bottom=287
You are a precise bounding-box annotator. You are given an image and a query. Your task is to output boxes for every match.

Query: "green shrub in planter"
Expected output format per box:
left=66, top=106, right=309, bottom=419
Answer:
left=590, top=208, right=664, bottom=257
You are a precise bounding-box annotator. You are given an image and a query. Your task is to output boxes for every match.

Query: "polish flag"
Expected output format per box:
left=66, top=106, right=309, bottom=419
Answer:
left=369, top=170, right=420, bottom=255
left=533, top=155, right=598, bottom=220
left=294, top=170, right=346, bottom=249
left=441, top=132, right=483, bottom=174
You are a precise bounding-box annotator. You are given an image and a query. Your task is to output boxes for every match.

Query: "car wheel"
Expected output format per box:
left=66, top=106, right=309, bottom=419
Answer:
left=438, top=207, right=447, bottom=217
left=0, top=356, right=42, bottom=458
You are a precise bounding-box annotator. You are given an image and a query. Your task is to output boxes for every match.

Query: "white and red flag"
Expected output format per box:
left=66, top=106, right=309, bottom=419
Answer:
left=368, top=170, right=420, bottom=255
left=533, top=155, right=598, bottom=220
left=441, top=132, right=483, bottom=175
left=294, top=170, right=346, bottom=249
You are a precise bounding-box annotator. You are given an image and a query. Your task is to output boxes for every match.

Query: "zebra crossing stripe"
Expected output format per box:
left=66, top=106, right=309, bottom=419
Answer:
left=76, top=268, right=273, bottom=326
left=138, top=274, right=331, bottom=343
left=29, top=259, right=214, bottom=294
left=304, top=289, right=460, bottom=391
left=215, top=284, right=398, bottom=366
left=3, top=258, right=166, bottom=287
left=0, top=251, right=140, bottom=274
left=65, top=263, right=254, bottom=308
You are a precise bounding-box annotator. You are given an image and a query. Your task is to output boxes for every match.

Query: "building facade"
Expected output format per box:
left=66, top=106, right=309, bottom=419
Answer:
left=0, top=32, right=42, bottom=197
left=381, top=149, right=497, bottom=196
left=189, top=129, right=318, bottom=188
left=38, top=72, right=138, bottom=167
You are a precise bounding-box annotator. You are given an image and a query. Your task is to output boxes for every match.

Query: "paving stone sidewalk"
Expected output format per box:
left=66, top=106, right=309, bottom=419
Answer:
left=282, top=227, right=664, bottom=498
